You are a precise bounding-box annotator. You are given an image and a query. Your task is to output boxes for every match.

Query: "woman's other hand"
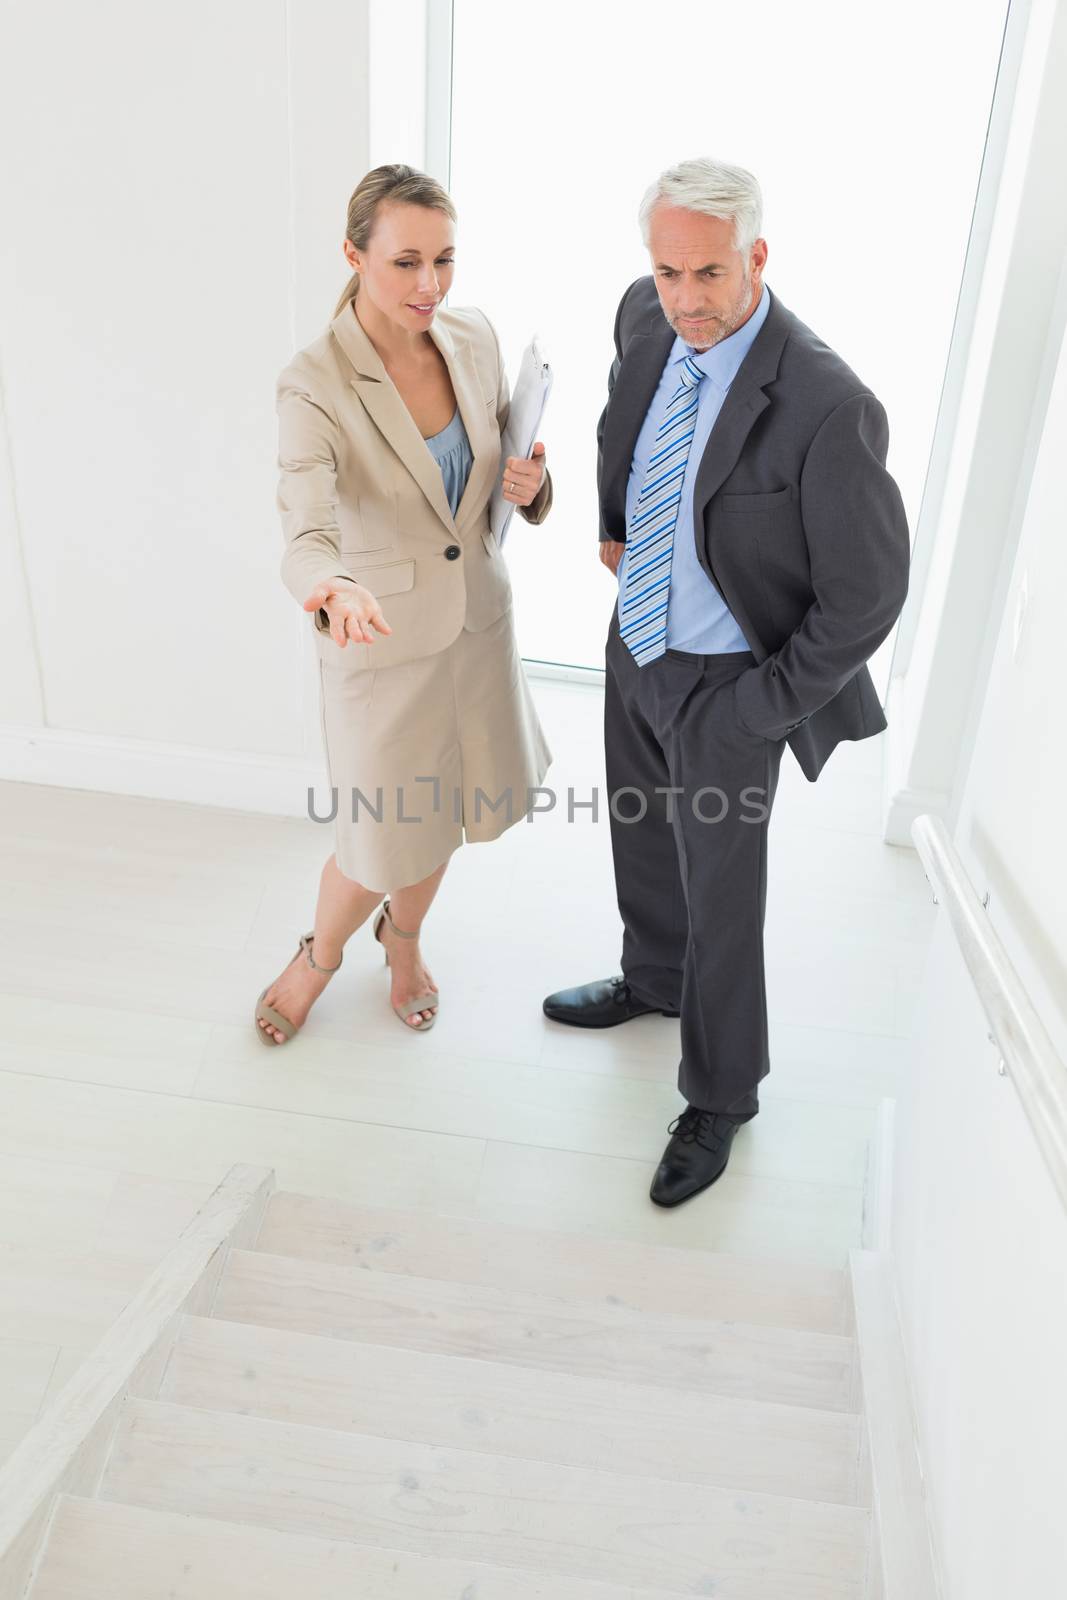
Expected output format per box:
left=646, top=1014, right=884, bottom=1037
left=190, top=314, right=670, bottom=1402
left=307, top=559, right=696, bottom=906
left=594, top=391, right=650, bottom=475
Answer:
left=303, top=579, right=394, bottom=647
left=502, top=440, right=547, bottom=506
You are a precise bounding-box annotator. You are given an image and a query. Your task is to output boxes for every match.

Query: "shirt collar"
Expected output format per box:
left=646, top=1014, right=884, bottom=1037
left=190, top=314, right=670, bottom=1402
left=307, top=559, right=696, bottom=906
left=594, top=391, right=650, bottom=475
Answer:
left=670, top=282, right=770, bottom=392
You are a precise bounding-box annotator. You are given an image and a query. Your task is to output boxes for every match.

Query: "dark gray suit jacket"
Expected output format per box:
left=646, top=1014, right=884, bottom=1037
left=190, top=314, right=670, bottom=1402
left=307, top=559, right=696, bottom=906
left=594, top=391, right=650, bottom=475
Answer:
left=597, top=277, right=911, bottom=782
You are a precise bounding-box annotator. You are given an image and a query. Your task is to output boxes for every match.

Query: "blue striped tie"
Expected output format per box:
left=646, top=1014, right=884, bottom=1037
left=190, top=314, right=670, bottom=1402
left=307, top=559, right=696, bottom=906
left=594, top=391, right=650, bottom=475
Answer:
left=618, top=354, right=706, bottom=666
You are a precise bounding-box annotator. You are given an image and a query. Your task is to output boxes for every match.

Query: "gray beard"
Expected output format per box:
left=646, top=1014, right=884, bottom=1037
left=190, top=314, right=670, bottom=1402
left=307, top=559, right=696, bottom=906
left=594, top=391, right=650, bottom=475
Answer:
left=670, top=272, right=754, bottom=351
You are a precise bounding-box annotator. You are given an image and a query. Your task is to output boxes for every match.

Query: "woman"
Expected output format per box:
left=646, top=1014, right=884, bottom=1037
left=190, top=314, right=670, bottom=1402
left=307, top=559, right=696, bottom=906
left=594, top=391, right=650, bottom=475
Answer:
left=255, top=164, right=552, bottom=1042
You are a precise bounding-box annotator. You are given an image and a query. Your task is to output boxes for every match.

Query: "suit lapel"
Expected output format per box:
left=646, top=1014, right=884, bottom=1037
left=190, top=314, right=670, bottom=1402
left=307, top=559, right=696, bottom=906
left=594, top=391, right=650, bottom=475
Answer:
left=690, top=287, right=787, bottom=520
left=599, top=320, right=674, bottom=539
left=600, top=283, right=790, bottom=539
left=689, top=385, right=772, bottom=524
left=432, top=316, right=496, bottom=530
left=331, top=301, right=495, bottom=536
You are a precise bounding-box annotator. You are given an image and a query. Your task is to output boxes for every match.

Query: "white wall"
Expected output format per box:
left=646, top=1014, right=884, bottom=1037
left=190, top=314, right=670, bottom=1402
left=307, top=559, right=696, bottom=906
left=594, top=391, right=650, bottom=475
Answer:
left=0, top=0, right=1019, bottom=814
left=0, top=0, right=370, bottom=811
left=890, top=258, right=1067, bottom=1600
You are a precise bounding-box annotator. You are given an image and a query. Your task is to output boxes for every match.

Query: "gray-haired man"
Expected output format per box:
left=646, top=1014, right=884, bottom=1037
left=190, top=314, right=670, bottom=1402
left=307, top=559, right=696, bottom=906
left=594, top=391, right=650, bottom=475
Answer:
left=543, top=158, right=911, bottom=1208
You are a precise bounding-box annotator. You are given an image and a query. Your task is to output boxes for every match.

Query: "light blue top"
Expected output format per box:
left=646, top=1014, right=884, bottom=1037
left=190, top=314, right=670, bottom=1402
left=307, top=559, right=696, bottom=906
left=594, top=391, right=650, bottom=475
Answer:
left=619, top=283, right=772, bottom=653
left=423, top=406, right=474, bottom=517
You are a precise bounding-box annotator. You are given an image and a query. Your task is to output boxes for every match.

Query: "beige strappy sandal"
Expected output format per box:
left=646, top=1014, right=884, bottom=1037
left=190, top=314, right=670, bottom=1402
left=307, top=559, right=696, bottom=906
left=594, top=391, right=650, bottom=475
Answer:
left=254, top=930, right=343, bottom=1046
left=371, top=897, right=440, bottom=1031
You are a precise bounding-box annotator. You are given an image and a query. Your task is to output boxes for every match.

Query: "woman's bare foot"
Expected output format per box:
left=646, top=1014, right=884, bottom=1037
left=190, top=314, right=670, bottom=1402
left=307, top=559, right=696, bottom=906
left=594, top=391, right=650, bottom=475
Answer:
left=375, top=912, right=439, bottom=1027
left=257, top=939, right=340, bottom=1044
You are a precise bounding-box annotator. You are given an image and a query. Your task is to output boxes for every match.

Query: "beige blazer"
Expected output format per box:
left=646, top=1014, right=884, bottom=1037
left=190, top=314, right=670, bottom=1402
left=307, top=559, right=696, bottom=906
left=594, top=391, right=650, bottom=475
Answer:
left=276, top=299, right=552, bottom=671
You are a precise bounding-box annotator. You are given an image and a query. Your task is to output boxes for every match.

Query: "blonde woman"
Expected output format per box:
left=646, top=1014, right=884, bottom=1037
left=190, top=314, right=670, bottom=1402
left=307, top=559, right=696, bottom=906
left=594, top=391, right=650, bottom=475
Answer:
left=255, top=164, right=552, bottom=1042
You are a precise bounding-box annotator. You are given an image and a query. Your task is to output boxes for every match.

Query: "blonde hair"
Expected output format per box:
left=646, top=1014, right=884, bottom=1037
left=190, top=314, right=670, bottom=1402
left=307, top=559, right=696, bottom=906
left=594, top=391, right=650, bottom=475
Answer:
left=332, top=164, right=458, bottom=318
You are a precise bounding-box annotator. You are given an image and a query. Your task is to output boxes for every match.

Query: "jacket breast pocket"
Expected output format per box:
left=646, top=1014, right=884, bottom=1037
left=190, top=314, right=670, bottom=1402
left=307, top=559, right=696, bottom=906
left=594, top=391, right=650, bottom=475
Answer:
left=345, top=556, right=415, bottom=597
left=339, top=490, right=400, bottom=556
left=720, top=485, right=796, bottom=514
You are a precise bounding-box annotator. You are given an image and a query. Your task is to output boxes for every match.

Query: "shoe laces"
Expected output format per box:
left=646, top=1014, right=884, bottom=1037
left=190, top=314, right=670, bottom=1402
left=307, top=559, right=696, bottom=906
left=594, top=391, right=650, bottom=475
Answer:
left=667, top=1106, right=728, bottom=1153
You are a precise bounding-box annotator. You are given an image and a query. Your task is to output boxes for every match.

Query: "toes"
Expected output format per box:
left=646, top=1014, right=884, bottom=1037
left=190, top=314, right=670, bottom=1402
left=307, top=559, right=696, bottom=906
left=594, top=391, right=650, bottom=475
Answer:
left=403, top=1006, right=435, bottom=1027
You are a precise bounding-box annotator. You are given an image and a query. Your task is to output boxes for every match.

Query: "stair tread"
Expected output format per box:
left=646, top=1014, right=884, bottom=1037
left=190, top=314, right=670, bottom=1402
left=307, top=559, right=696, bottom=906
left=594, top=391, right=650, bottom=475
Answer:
left=258, top=1189, right=850, bottom=1335
left=216, top=1248, right=859, bottom=1413
left=164, top=1313, right=864, bottom=1505
left=99, top=1399, right=869, bottom=1599
left=27, top=1495, right=746, bottom=1599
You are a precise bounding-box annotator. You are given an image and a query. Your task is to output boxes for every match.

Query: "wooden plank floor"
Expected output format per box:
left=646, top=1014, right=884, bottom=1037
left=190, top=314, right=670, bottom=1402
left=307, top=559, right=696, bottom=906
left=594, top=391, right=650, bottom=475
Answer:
left=0, top=680, right=936, bottom=1463
left=99, top=1398, right=870, bottom=1598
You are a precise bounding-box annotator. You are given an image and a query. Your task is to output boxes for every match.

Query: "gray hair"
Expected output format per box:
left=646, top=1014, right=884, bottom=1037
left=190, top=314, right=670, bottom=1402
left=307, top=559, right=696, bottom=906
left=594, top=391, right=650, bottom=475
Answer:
left=637, top=158, right=763, bottom=261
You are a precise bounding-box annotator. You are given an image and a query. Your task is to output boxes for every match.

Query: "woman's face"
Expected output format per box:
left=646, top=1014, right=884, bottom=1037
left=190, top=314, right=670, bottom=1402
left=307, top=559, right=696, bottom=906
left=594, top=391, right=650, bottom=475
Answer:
left=344, top=200, right=456, bottom=331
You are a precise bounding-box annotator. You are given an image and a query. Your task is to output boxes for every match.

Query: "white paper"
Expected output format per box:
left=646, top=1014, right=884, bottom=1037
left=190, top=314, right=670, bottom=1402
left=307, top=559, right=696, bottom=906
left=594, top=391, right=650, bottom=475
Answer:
left=490, top=334, right=553, bottom=546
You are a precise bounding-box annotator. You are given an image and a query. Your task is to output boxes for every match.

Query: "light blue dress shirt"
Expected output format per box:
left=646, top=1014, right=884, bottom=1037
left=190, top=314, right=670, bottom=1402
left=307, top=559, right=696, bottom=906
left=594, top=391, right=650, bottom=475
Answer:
left=423, top=406, right=473, bottom=517
left=618, top=283, right=771, bottom=653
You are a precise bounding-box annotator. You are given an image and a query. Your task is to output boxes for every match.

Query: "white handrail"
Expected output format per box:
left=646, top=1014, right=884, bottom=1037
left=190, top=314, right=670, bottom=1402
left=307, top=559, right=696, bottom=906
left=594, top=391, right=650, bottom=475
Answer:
left=0, top=1162, right=274, bottom=1598
left=911, top=813, right=1067, bottom=1213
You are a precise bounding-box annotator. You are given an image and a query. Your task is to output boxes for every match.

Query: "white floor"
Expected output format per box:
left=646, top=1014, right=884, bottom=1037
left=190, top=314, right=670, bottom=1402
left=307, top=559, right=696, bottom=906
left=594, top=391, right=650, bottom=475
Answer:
left=0, top=677, right=936, bottom=1467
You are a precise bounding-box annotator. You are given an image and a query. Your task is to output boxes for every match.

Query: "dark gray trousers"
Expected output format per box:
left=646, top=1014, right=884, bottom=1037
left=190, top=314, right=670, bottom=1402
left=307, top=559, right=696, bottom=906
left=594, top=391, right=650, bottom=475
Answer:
left=604, top=606, right=785, bottom=1117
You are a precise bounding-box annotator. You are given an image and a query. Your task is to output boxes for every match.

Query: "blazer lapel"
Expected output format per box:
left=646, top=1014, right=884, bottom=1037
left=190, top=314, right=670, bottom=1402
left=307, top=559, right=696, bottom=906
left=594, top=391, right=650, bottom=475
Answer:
left=428, top=313, right=496, bottom=531
left=331, top=301, right=494, bottom=536
left=601, top=284, right=791, bottom=538
left=690, top=286, right=789, bottom=522
left=599, top=316, right=675, bottom=538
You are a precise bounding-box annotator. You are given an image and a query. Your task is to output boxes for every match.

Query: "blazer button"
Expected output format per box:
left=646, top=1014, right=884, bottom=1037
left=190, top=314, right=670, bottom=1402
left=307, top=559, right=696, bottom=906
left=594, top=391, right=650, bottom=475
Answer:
left=444, top=544, right=461, bottom=561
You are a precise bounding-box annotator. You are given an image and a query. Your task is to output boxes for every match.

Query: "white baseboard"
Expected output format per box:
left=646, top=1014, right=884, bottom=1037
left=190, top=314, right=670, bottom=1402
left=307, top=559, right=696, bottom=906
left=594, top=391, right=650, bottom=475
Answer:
left=883, top=783, right=950, bottom=849
left=0, top=722, right=324, bottom=820
left=881, top=676, right=950, bottom=846
left=0, top=658, right=596, bottom=820
left=523, top=658, right=605, bottom=688
left=852, top=1088, right=943, bottom=1597
left=863, top=1097, right=897, bottom=1252
left=850, top=1250, right=942, bottom=1600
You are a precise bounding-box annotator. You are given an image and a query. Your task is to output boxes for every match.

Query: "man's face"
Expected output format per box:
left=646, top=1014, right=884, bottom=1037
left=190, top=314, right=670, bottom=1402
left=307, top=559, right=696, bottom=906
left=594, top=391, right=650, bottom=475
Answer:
left=648, top=203, right=767, bottom=351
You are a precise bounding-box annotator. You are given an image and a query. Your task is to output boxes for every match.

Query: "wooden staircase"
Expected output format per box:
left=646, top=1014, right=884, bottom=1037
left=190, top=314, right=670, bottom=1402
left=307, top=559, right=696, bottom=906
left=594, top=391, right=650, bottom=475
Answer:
left=6, top=1176, right=878, bottom=1599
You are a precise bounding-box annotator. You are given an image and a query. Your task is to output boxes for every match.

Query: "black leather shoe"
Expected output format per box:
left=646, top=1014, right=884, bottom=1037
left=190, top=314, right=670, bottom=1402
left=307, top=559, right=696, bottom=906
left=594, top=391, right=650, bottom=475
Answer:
left=649, top=1106, right=748, bottom=1207
left=542, top=975, right=680, bottom=1028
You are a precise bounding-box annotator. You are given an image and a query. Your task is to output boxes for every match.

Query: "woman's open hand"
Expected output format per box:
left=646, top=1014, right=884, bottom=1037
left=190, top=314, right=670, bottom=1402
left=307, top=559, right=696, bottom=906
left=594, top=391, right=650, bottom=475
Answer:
left=303, top=579, right=394, bottom=648
left=502, top=441, right=547, bottom=507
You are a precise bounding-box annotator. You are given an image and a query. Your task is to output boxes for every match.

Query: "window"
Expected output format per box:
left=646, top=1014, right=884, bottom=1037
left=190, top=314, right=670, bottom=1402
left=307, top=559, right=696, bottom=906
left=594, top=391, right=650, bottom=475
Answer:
left=446, top=0, right=1009, bottom=683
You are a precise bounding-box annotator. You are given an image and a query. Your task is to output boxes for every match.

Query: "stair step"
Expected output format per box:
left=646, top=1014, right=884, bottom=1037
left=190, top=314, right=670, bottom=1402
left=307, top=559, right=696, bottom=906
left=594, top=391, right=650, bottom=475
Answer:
left=258, top=1189, right=850, bottom=1335
left=216, top=1249, right=859, bottom=1413
left=99, top=1399, right=870, bottom=1598
left=164, top=1314, right=864, bottom=1505
left=28, top=1495, right=723, bottom=1599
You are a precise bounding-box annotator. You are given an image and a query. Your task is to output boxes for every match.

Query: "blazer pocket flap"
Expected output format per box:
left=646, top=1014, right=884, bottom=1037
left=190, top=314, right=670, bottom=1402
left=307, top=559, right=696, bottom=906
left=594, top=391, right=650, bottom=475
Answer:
left=346, top=557, right=415, bottom=597
left=720, top=485, right=795, bottom=513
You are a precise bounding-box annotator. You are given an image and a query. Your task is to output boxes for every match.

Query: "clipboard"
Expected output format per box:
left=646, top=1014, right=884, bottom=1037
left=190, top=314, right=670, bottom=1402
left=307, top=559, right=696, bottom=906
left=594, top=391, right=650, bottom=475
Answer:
left=489, top=334, right=553, bottom=546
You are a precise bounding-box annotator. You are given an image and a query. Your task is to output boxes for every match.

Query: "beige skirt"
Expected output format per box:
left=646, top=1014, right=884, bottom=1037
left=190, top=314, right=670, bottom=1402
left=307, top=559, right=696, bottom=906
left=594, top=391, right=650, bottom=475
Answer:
left=317, top=607, right=552, bottom=891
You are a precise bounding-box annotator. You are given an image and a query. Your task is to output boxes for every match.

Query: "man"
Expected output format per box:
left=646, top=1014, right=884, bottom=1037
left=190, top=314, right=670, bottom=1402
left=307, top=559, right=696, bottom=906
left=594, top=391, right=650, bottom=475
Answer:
left=543, top=157, right=910, bottom=1208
